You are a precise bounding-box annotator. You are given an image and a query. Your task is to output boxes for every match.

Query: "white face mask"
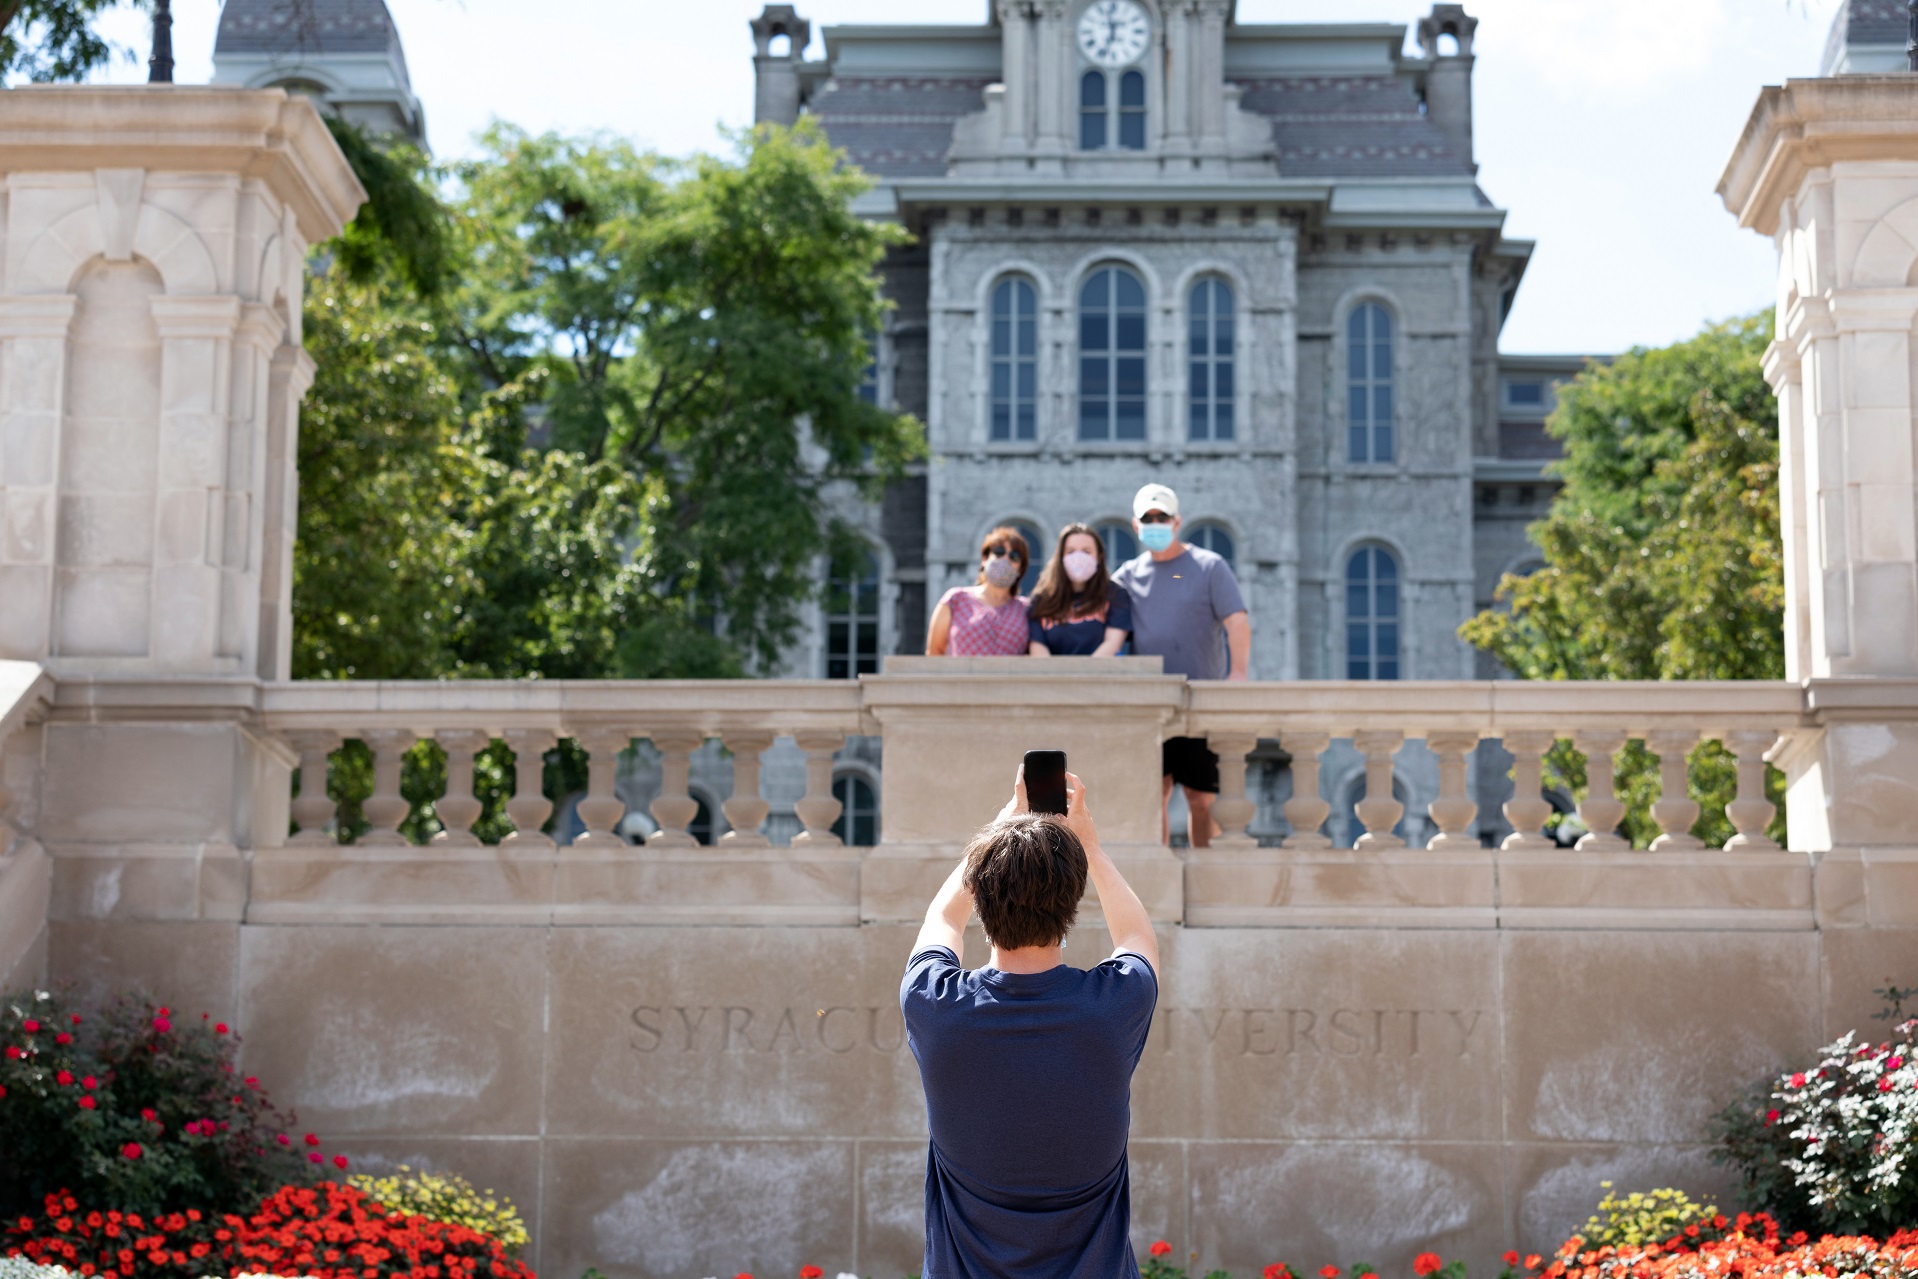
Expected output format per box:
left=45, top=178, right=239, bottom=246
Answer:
left=1062, top=550, right=1100, bottom=584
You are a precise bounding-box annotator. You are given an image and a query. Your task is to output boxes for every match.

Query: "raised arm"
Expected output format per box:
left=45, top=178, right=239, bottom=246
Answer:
left=912, top=854, right=973, bottom=963
left=1064, top=772, right=1159, bottom=971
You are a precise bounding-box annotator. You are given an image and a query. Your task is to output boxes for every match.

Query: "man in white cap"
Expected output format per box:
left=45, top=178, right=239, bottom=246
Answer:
left=1111, top=482, right=1251, bottom=847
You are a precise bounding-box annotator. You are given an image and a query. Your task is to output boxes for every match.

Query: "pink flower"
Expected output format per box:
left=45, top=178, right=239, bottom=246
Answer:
left=151, top=1017, right=171, bottom=1033
left=308, top=1152, right=322, bottom=1164
left=1790, top=1073, right=1807, bottom=1088
left=1891, top=1057, right=1905, bottom=1070
left=275, top=1133, right=291, bottom=1146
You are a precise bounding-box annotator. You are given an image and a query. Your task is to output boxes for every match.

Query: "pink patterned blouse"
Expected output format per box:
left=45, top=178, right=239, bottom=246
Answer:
left=939, top=586, right=1031, bottom=657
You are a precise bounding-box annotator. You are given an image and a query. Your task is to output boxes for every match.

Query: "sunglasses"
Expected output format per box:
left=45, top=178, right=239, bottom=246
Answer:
left=1139, top=511, right=1174, bottom=524
left=982, top=545, right=1022, bottom=559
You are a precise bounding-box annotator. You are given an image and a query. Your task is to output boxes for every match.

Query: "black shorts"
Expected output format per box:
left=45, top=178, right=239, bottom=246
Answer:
left=1162, top=736, right=1220, bottom=794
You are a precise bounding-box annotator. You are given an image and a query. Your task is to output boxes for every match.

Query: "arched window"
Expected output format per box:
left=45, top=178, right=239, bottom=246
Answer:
left=990, top=277, right=1038, bottom=442
left=1347, top=302, right=1394, bottom=464
left=1097, top=520, right=1139, bottom=565
left=1188, top=278, right=1235, bottom=441
left=824, top=550, right=880, bottom=679
left=1006, top=520, right=1045, bottom=595
left=1118, top=70, right=1146, bottom=149
left=1345, top=546, right=1401, bottom=680
left=832, top=773, right=879, bottom=846
left=1079, top=267, right=1147, bottom=441
left=1188, top=523, right=1235, bottom=568
left=1080, top=70, right=1107, bottom=150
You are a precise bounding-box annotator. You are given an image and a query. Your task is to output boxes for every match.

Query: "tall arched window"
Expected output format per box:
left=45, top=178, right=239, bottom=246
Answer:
left=1345, top=545, right=1401, bottom=680
left=990, top=277, right=1037, bottom=442
left=1079, top=267, right=1147, bottom=441
left=832, top=773, right=879, bottom=846
left=824, top=550, right=880, bottom=679
left=1118, top=70, right=1146, bottom=149
left=1188, top=523, right=1235, bottom=568
left=1097, top=521, right=1139, bottom=565
left=1080, top=71, right=1107, bottom=150
left=1188, top=278, right=1235, bottom=441
left=1347, top=302, right=1394, bottom=463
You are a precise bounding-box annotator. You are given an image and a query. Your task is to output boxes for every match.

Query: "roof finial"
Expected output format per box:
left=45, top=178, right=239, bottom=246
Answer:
left=147, top=0, right=174, bottom=83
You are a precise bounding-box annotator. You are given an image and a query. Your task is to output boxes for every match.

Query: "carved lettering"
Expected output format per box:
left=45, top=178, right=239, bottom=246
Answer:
left=630, top=1005, right=664, bottom=1053
left=767, top=1008, right=804, bottom=1053
left=1400, top=1009, right=1423, bottom=1057
left=1241, top=1009, right=1278, bottom=1056
left=723, top=1006, right=755, bottom=1052
left=1372, top=1009, right=1387, bottom=1056
left=1286, top=1009, right=1320, bottom=1055
left=675, top=1006, right=709, bottom=1053
left=1328, top=1008, right=1366, bottom=1056
left=1447, top=1009, right=1484, bottom=1057
left=817, top=1006, right=859, bottom=1053
left=867, top=1006, right=904, bottom=1052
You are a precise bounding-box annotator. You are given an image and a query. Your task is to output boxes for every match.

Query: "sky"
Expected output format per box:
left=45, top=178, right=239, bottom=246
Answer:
left=91, top=0, right=1844, bottom=356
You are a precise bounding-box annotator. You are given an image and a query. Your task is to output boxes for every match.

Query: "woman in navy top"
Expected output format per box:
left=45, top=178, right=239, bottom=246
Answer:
left=1026, top=523, right=1132, bottom=657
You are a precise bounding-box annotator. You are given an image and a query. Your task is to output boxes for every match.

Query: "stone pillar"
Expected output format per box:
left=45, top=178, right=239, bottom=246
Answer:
left=749, top=6, right=811, bottom=127
left=0, top=88, right=362, bottom=1012
left=1416, top=6, right=1478, bottom=171
left=1720, top=77, right=1918, bottom=914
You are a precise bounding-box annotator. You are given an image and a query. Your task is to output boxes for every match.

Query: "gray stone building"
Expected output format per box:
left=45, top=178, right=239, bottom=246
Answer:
left=210, top=0, right=426, bottom=146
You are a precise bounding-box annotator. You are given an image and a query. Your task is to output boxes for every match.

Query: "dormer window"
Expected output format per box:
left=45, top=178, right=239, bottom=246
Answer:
left=1076, top=0, right=1149, bottom=151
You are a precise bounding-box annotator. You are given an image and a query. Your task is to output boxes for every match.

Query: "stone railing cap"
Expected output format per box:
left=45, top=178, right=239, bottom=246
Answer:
left=1719, top=76, right=1918, bottom=235
left=0, top=86, right=367, bottom=243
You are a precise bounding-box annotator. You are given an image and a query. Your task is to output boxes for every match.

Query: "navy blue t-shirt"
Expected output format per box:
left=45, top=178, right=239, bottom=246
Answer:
left=901, top=946, right=1159, bottom=1279
left=1027, top=585, right=1134, bottom=656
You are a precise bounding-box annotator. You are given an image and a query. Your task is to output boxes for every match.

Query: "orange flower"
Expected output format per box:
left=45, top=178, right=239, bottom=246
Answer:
left=1150, top=1241, right=1173, bottom=1258
left=1525, top=1257, right=1542, bottom=1270
left=799, top=1268, right=823, bottom=1279
left=1321, top=1266, right=1341, bottom=1277
left=1414, top=1253, right=1444, bottom=1276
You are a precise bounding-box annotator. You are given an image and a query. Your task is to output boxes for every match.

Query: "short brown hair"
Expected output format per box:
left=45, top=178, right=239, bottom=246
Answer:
left=963, top=813, right=1087, bottom=950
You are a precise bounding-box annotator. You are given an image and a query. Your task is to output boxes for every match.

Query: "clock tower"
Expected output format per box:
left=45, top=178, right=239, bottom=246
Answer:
left=948, top=0, right=1276, bottom=177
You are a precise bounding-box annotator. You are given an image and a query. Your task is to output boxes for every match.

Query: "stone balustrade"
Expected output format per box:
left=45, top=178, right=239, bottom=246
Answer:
left=234, top=663, right=1863, bottom=931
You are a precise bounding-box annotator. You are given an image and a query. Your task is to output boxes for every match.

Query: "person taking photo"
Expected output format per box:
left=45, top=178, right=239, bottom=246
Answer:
left=902, top=767, right=1158, bottom=1279
left=1112, top=482, right=1251, bottom=847
left=1026, top=522, right=1132, bottom=657
left=926, top=526, right=1033, bottom=657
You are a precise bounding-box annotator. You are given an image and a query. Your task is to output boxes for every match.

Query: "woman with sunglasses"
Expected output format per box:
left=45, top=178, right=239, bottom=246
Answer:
left=925, top=526, right=1033, bottom=656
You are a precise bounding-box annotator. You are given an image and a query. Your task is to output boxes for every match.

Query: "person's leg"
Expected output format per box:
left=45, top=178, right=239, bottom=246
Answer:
left=1161, top=772, right=1175, bottom=844
left=1185, top=786, right=1220, bottom=848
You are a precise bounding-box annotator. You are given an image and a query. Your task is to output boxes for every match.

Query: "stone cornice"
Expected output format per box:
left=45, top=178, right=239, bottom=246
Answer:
left=0, top=87, right=366, bottom=244
left=1718, top=76, right=1918, bottom=236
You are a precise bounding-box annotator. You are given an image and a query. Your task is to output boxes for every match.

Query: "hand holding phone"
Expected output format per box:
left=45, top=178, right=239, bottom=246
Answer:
left=1023, top=749, right=1069, bottom=815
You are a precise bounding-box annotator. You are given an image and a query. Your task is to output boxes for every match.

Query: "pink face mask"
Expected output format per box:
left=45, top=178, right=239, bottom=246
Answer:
left=982, top=556, right=1021, bottom=589
left=1062, top=550, right=1100, bottom=583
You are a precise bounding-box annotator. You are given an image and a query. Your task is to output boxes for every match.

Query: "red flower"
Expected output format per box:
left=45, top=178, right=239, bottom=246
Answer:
left=1415, top=1254, right=1444, bottom=1276
left=1882, top=1078, right=1897, bottom=1092
left=151, top=1017, right=170, bottom=1033
left=1766, top=1109, right=1781, bottom=1125
left=799, top=1267, right=823, bottom=1279
left=734, top=1273, right=753, bottom=1279
left=1525, top=1257, right=1542, bottom=1270
left=1790, top=1072, right=1807, bottom=1088
left=304, top=1133, right=321, bottom=1147
left=140, top=1108, right=156, bottom=1123
left=81, top=1076, right=96, bottom=1090
left=23, top=1019, right=39, bottom=1033
left=0, top=1084, right=8, bottom=1098
left=4, top=1046, right=23, bottom=1060
left=1264, top=1266, right=1291, bottom=1279
left=55, top=1070, right=72, bottom=1086
left=1150, top=1241, right=1173, bottom=1258
left=120, top=1143, right=141, bottom=1160
left=308, top=1153, right=323, bottom=1164
left=1892, top=1056, right=1905, bottom=1070
left=1321, top=1267, right=1340, bottom=1277
left=77, top=1097, right=96, bottom=1111
left=69, top=1015, right=80, bottom=1025
left=276, top=1133, right=291, bottom=1146
left=333, top=1155, right=349, bottom=1170
left=215, top=1023, right=229, bottom=1035
left=54, top=1032, right=71, bottom=1045
left=1504, top=1253, right=1520, bottom=1267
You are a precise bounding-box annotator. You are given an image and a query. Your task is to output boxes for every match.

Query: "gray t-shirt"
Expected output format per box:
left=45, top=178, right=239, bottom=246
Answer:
left=1112, top=545, right=1246, bottom=679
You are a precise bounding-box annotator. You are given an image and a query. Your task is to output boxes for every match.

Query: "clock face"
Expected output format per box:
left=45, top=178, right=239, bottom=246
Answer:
left=1077, top=0, right=1150, bottom=68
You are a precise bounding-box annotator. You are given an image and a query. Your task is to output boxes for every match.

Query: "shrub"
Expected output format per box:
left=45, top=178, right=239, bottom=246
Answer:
left=3, top=1184, right=532, bottom=1279
left=1715, top=1020, right=1918, bottom=1234
left=345, top=1168, right=527, bottom=1256
left=1572, top=1185, right=1721, bottom=1250
left=1539, top=1210, right=1918, bottom=1279
left=0, top=991, right=326, bottom=1219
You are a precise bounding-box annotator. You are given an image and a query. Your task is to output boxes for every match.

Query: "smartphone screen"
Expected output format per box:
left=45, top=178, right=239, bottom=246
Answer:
left=1024, top=750, right=1069, bottom=815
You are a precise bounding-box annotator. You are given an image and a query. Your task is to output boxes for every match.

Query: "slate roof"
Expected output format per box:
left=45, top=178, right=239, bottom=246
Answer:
left=1232, top=76, right=1473, bottom=178
left=809, top=76, right=995, bottom=178
left=1822, top=0, right=1909, bottom=73
left=215, top=0, right=408, bottom=70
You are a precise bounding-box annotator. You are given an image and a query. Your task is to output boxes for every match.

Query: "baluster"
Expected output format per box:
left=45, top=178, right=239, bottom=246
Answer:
left=571, top=729, right=631, bottom=850
left=1424, top=732, right=1480, bottom=851
left=286, top=730, right=341, bottom=846
left=1352, top=730, right=1405, bottom=850
left=648, top=731, right=704, bottom=849
left=501, top=729, right=556, bottom=851
left=431, top=730, right=489, bottom=846
left=791, top=731, right=845, bottom=847
left=1572, top=731, right=1629, bottom=852
left=1646, top=729, right=1704, bottom=851
left=1205, top=732, right=1260, bottom=848
left=1280, top=730, right=1332, bottom=849
left=1500, top=730, right=1557, bottom=853
left=719, top=732, right=774, bottom=847
left=1722, top=729, right=1782, bottom=851
left=359, top=728, right=416, bottom=847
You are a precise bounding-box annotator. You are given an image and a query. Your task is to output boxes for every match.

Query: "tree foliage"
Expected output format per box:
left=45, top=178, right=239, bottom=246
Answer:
left=1459, top=313, right=1784, bottom=846
left=0, top=0, right=134, bottom=83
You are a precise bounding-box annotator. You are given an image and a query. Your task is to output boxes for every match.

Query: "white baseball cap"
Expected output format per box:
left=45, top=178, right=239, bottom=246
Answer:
left=1133, top=482, right=1180, bottom=520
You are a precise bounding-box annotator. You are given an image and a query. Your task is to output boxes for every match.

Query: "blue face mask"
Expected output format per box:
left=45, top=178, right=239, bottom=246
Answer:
left=1139, top=522, right=1175, bottom=553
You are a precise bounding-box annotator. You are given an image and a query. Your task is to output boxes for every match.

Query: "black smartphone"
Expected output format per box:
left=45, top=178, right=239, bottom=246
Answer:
left=1023, top=749, right=1069, bottom=815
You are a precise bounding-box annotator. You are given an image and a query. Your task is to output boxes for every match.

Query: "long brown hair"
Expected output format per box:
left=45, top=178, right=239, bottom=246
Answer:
left=976, top=526, right=1031, bottom=588
left=1027, top=522, right=1112, bottom=624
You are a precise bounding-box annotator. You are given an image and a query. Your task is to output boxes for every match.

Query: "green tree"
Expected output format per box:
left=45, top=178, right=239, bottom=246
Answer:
left=0, top=0, right=138, bottom=82
left=1460, top=312, right=1784, bottom=846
